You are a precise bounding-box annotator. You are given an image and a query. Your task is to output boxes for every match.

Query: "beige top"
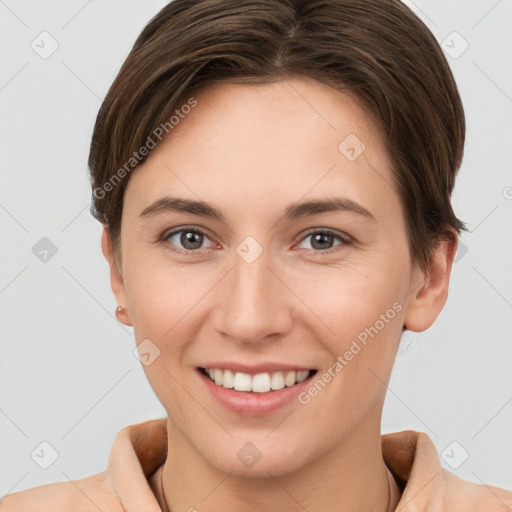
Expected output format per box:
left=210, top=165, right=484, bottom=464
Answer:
left=1, top=417, right=511, bottom=511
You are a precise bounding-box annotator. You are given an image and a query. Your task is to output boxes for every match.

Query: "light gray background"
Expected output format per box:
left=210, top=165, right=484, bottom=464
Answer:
left=1, top=0, right=511, bottom=499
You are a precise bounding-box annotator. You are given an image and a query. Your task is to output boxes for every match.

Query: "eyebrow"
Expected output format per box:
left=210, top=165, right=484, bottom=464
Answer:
left=137, top=196, right=376, bottom=222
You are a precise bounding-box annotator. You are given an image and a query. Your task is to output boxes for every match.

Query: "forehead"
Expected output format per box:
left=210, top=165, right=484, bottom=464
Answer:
left=168, top=76, right=378, bottom=154
left=124, top=76, right=399, bottom=223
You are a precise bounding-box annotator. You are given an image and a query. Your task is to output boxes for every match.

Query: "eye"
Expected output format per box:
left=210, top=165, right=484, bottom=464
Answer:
left=296, top=229, right=349, bottom=252
left=161, top=226, right=350, bottom=255
left=163, top=227, right=215, bottom=253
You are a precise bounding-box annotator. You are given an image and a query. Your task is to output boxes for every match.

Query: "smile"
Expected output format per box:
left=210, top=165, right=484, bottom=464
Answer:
left=200, top=367, right=315, bottom=393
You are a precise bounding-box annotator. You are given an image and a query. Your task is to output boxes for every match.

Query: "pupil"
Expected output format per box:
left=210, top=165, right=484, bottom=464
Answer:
left=312, top=233, right=332, bottom=250
left=182, top=231, right=202, bottom=249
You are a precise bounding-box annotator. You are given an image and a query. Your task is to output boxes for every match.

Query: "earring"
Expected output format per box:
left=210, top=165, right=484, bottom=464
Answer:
left=115, top=306, right=126, bottom=320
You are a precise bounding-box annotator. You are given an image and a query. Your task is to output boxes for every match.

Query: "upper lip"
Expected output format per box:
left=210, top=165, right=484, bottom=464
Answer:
left=198, top=362, right=315, bottom=375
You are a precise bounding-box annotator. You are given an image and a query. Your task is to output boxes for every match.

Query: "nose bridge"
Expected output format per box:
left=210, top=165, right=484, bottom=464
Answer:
left=212, top=238, right=292, bottom=343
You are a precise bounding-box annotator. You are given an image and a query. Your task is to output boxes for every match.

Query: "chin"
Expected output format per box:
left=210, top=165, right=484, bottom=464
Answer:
left=202, top=435, right=314, bottom=479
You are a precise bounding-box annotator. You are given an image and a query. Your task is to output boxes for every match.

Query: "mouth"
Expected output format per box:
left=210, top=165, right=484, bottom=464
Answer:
left=198, top=367, right=318, bottom=394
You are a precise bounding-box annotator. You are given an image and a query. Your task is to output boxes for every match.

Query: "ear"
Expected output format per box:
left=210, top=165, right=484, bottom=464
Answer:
left=403, top=232, right=458, bottom=332
left=101, top=225, right=133, bottom=326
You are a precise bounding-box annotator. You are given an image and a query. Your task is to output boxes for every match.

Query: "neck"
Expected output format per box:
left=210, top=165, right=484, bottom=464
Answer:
left=153, top=409, right=401, bottom=511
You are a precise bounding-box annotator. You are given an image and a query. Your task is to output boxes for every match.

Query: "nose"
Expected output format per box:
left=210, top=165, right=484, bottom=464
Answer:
left=210, top=244, right=294, bottom=346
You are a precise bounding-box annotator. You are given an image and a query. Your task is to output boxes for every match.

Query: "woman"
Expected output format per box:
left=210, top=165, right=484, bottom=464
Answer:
left=2, top=0, right=511, bottom=511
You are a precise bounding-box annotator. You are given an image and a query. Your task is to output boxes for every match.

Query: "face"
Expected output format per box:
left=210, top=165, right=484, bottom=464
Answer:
left=104, top=75, right=451, bottom=478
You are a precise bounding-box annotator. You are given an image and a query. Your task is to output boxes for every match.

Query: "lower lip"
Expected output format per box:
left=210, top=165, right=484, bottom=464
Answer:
left=197, top=369, right=316, bottom=416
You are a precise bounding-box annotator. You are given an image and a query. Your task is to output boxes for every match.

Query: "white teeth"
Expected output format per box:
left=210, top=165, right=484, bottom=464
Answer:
left=270, top=372, right=285, bottom=390
left=223, top=369, right=234, bottom=389
left=203, top=368, right=311, bottom=393
left=284, top=371, right=296, bottom=387
left=233, top=372, right=252, bottom=392
left=252, top=373, right=271, bottom=393
left=296, top=370, right=309, bottom=383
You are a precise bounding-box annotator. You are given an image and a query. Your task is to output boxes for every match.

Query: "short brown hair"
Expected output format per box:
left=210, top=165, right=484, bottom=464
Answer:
left=88, top=0, right=466, bottom=270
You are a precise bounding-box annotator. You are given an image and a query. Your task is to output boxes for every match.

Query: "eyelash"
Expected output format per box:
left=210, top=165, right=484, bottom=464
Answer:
left=160, top=225, right=352, bottom=256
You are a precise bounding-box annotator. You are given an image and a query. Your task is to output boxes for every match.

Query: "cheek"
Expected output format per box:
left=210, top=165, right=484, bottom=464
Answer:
left=122, top=259, right=209, bottom=419
left=123, top=254, right=213, bottom=342
left=124, top=245, right=408, bottom=351
left=292, top=269, right=405, bottom=433
left=293, top=263, right=405, bottom=393
left=291, top=262, right=406, bottom=344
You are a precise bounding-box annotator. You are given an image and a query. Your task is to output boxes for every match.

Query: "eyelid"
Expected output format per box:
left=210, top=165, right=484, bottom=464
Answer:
left=161, top=225, right=217, bottom=253
left=163, top=225, right=211, bottom=239
left=298, top=227, right=352, bottom=242
left=292, top=227, right=353, bottom=251
left=160, top=225, right=353, bottom=255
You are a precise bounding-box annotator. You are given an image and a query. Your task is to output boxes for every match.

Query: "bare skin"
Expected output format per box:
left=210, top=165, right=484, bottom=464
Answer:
left=102, top=75, right=456, bottom=511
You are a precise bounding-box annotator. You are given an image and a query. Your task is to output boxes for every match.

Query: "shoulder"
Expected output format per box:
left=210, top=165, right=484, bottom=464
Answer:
left=382, top=430, right=512, bottom=512
left=442, top=467, right=512, bottom=512
left=0, top=472, right=123, bottom=512
left=0, top=418, right=167, bottom=512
